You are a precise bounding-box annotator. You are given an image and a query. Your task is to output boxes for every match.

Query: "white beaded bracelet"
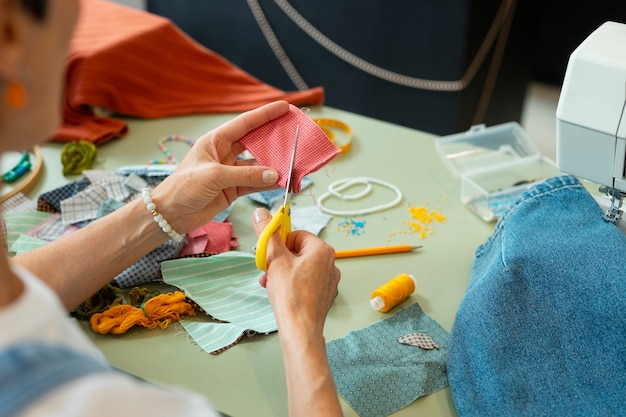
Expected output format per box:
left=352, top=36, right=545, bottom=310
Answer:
left=141, top=187, right=184, bottom=243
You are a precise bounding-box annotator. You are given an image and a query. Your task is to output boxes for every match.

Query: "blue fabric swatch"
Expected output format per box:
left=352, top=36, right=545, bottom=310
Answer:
left=327, top=303, right=449, bottom=417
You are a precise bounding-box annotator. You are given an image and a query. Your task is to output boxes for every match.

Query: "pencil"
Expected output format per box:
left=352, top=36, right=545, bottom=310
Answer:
left=335, top=244, right=421, bottom=259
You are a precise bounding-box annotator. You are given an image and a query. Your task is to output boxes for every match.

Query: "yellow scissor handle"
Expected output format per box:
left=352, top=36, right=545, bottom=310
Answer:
left=255, top=204, right=291, bottom=271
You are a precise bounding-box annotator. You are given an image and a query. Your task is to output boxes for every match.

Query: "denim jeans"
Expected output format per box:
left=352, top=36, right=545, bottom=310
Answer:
left=448, top=175, right=626, bottom=416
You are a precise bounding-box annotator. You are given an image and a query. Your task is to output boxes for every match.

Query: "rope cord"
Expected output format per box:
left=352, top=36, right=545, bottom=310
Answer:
left=246, top=0, right=309, bottom=90
left=471, top=0, right=518, bottom=124
left=247, top=0, right=516, bottom=92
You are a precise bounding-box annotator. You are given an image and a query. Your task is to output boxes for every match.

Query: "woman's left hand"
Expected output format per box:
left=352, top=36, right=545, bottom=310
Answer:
left=150, top=101, right=289, bottom=234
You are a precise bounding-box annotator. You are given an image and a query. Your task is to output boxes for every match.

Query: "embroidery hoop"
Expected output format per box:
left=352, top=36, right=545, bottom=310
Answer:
left=316, top=176, right=403, bottom=216
left=0, top=146, right=43, bottom=204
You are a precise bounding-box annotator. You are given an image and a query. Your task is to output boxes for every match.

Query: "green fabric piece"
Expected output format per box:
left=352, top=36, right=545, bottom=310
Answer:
left=3, top=211, right=51, bottom=255
left=161, top=252, right=277, bottom=354
left=326, top=303, right=449, bottom=417
left=10, top=234, right=47, bottom=255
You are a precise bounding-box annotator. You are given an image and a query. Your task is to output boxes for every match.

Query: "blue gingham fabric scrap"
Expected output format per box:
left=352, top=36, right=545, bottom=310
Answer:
left=247, top=176, right=313, bottom=207
left=38, top=177, right=91, bottom=212
left=113, top=238, right=185, bottom=287
left=60, top=173, right=133, bottom=225
left=60, top=185, right=109, bottom=225
left=1, top=193, right=36, bottom=212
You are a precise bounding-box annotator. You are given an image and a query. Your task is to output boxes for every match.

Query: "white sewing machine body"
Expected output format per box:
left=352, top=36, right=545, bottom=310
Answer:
left=557, top=21, right=626, bottom=220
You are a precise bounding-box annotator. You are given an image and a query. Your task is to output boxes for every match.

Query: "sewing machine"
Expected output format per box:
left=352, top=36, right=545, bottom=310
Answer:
left=556, top=21, right=626, bottom=221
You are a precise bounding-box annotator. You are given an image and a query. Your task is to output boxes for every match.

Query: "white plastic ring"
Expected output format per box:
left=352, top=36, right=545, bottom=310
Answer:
left=316, top=176, right=403, bottom=216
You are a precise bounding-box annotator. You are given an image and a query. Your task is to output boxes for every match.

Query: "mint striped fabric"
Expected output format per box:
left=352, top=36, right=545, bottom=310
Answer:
left=160, top=252, right=277, bottom=354
left=10, top=234, right=47, bottom=255
left=3, top=211, right=52, bottom=254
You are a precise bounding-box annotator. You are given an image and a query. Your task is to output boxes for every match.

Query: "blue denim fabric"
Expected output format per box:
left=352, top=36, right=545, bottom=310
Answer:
left=0, top=343, right=111, bottom=417
left=448, top=175, right=626, bottom=416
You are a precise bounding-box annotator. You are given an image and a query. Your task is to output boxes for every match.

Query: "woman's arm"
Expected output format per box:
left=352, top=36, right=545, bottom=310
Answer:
left=12, top=101, right=289, bottom=311
left=10, top=198, right=166, bottom=311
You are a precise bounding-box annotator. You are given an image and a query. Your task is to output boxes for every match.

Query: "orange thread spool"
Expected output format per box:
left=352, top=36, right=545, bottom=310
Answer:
left=370, top=273, right=417, bottom=312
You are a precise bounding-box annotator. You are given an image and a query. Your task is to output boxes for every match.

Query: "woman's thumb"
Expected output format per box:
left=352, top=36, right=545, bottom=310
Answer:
left=253, top=208, right=272, bottom=236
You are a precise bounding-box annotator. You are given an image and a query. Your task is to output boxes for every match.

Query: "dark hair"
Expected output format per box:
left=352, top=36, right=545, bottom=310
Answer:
left=20, top=0, right=47, bottom=20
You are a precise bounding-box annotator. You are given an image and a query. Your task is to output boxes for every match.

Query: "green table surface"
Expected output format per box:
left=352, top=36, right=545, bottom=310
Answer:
left=29, top=106, right=495, bottom=417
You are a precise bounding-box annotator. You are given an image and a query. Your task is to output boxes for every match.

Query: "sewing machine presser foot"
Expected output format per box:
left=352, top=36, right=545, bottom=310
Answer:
left=599, top=186, right=626, bottom=222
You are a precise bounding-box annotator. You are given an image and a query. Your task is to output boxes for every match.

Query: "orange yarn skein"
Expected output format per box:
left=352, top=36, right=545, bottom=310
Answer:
left=90, top=291, right=196, bottom=335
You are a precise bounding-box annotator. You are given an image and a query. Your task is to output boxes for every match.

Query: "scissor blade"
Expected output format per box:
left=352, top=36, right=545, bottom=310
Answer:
left=283, top=124, right=299, bottom=206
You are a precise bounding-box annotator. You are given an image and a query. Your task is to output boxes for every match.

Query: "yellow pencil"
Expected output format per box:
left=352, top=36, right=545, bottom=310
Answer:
left=335, top=244, right=421, bottom=259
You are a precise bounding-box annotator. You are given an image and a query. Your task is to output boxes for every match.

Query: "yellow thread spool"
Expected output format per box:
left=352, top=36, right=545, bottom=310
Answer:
left=370, top=273, right=417, bottom=312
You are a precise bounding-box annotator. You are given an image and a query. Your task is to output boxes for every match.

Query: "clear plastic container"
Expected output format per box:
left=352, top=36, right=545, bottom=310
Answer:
left=436, top=123, right=562, bottom=222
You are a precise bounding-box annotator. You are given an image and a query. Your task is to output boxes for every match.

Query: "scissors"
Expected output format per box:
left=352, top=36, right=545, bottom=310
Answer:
left=255, top=125, right=300, bottom=271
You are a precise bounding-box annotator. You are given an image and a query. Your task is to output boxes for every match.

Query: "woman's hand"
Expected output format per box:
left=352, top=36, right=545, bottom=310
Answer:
left=253, top=207, right=340, bottom=332
left=252, top=207, right=343, bottom=416
left=151, top=100, right=290, bottom=234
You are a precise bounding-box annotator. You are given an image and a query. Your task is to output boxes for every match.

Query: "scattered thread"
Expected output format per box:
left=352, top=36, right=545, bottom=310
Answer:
left=370, top=273, right=417, bottom=312
left=321, top=162, right=337, bottom=178
left=90, top=291, right=196, bottom=335
left=73, top=284, right=159, bottom=320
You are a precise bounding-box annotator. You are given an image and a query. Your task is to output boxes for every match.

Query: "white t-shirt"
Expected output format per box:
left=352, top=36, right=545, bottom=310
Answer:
left=2, top=266, right=220, bottom=417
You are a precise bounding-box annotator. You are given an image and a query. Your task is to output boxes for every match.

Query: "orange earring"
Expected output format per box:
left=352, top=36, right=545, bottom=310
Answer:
left=6, top=81, right=27, bottom=109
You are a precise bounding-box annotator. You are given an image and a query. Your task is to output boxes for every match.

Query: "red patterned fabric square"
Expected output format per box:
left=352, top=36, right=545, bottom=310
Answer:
left=178, top=221, right=236, bottom=256
left=238, top=105, right=340, bottom=193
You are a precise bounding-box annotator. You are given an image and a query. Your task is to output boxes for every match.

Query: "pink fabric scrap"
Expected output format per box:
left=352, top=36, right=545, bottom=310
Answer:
left=238, top=104, right=340, bottom=193
left=178, top=221, right=237, bottom=257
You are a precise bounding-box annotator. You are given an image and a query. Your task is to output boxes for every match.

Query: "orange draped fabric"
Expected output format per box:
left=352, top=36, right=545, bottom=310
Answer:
left=54, top=0, right=324, bottom=145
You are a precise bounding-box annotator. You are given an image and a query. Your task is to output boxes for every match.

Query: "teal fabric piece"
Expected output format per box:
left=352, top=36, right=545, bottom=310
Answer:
left=161, top=252, right=277, bottom=354
left=326, top=303, right=449, bottom=417
left=97, top=197, right=125, bottom=218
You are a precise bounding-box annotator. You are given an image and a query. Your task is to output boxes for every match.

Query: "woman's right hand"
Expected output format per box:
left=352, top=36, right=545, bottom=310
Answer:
left=252, top=207, right=340, bottom=331
left=252, top=207, right=343, bottom=417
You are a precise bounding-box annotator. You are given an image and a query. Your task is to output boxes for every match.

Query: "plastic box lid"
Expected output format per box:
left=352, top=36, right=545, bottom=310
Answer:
left=435, top=122, right=561, bottom=221
left=435, top=122, right=540, bottom=178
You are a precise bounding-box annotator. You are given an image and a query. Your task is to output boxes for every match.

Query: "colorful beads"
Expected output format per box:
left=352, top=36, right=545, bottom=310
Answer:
left=145, top=135, right=195, bottom=165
